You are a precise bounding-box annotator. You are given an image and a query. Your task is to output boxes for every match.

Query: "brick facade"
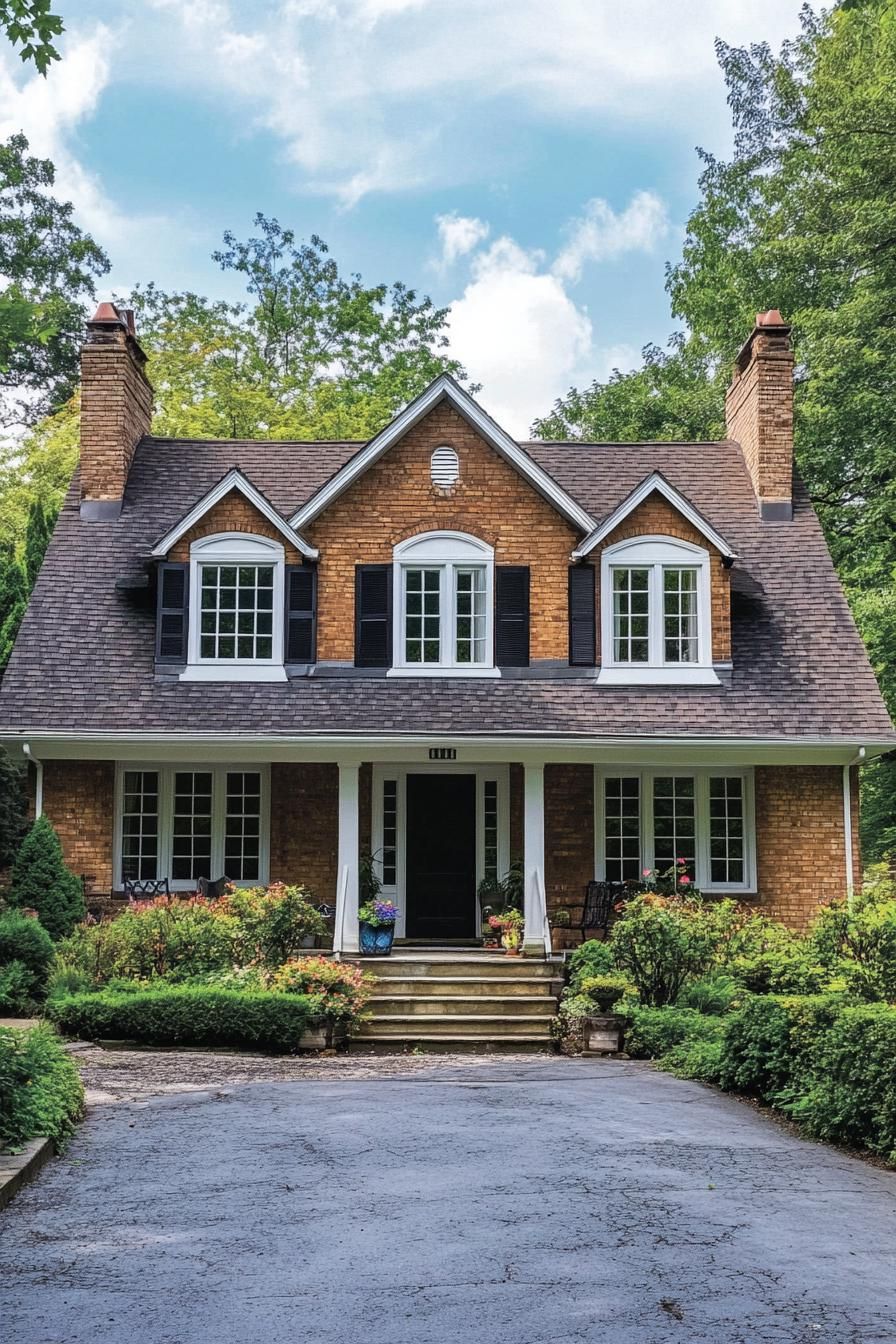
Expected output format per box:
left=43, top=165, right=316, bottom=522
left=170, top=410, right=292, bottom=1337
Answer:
left=269, top=764, right=338, bottom=896
left=170, top=491, right=304, bottom=564
left=80, top=320, right=153, bottom=504
left=304, top=403, right=579, bottom=663
left=725, top=316, right=794, bottom=513
left=590, top=494, right=732, bottom=662
left=41, top=760, right=115, bottom=891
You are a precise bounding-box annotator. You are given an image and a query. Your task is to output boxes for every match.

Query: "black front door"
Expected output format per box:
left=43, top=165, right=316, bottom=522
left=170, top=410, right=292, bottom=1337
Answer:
left=405, top=774, right=477, bottom=939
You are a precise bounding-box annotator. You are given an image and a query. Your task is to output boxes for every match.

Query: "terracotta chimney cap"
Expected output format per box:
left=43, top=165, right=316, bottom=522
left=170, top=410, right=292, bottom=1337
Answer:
left=90, top=301, right=124, bottom=325
left=756, top=309, right=788, bottom=327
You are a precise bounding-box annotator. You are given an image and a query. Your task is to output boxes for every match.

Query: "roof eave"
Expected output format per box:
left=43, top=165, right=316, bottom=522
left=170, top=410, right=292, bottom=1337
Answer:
left=150, top=467, right=319, bottom=561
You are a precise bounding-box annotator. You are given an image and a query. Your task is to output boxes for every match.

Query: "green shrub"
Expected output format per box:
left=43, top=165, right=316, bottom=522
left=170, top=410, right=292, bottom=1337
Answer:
left=575, top=973, right=631, bottom=1012
left=724, top=914, right=831, bottom=995
left=812, top=885, right=896, bottom=1003
left=0, top=910, right=54, bottom=1010
left=567, top=938, right=615, bottom=990
left=0, top=1023, right=84, bottom=1147
left=47, top=986, right=316, bottom=1053
left=45, top=958, right=93, bottom=1001
left=269, top=956, right=372, bottom=1022
left=623, top=1004, right=724, bottom=1060
left=717, top=993, right=844, bottom=1102
left=222, top=884, right=327, bottom=967
left=610, top=893, right=739, bottom=1007
left=787, top=1003, right=896, bottom=1162
left=9, top=815, right=85, bottom=939
left=661, top=1033, right=726, bottom=1083
left=677, top=974, right=740, bottom=1015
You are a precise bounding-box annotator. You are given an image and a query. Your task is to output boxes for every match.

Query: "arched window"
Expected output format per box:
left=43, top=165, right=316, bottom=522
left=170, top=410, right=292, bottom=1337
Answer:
left=184, top=533, right=286, bottom=681
left=430, top=444, right=459, bottom=487
left=599, top=536, right=717, bottom=685
left=390, top=531, right=498, bottom=676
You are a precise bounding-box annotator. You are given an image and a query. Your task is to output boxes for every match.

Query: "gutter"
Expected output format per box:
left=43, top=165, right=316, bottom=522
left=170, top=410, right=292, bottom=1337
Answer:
left=22, top=742, right=43, bottom=818
left=843, top=746, right=866, bottom=904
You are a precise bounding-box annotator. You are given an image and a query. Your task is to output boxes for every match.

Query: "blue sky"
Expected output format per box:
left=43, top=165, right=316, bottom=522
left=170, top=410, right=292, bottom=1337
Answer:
left=0, top=0, right=813, bottom=432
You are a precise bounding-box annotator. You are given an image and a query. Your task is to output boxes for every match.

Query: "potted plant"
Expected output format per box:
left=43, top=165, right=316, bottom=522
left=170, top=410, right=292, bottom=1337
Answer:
left=489, top=907, right=524, bottom=954
left=357, top=897, right=399, bottom=955
left=477, top=862, right=524, bottom=947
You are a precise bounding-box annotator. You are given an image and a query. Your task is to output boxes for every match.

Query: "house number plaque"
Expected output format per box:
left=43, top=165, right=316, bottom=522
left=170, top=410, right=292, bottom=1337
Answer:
left=429, top=747, right=457, bottom=760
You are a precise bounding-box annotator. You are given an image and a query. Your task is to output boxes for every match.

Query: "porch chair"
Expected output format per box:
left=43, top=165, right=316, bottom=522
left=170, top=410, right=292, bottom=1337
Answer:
left=121, top=877, right=170, bottom=902
left=576, top=880, right=629, bottom=942
left=197, top=875, right=229, bottom=900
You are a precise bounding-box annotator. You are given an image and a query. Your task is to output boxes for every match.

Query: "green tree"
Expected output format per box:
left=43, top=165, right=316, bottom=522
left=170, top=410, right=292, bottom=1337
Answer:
left=0, top=540, right=26, bottom=670
left=1, top=1, right=63, bottom=75
left=9, top=814, right=84, bottom=939
left=0, top=747, right=26, bottom=866
left=23, top=498, right=49, bottom=585
left=0, top=393, right=77, bottom=547
left=0, top=133, right=108, bottom=431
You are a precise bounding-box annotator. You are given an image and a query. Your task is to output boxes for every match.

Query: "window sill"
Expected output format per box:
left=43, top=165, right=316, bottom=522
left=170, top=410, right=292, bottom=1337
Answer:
left=597, top=666, right=720, bottom=686
left=179, top=664, right=288, bottom=683
left=386, top=666, right=501, bottom=678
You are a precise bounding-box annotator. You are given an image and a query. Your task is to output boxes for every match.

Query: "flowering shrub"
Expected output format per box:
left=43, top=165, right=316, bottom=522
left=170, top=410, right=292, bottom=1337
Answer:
left=638, top=858, right=699, bottom=896
left=270, top=956, right=372, bottom=1022
left=357, top=899, right=399, bottom=928
left=610, top=891, right=739, bottom=1007
left=221, top=884, right=327, bottom=967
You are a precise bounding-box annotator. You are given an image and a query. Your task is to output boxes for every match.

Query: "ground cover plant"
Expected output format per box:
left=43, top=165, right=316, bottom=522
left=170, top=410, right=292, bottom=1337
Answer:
left=557, top=872, right=896, bottom=1165
left=0, top=1022, right=84, bottom=1149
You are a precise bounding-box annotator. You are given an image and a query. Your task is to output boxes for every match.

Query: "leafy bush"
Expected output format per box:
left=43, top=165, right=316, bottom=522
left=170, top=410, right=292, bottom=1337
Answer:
left=269, top=956, right=372, bottom=1022
left=811, top=882, right=896, bottom=1003
left=575, top=973, right=631, bottom=1012
left=0, top=1023, right=84, bottom=1147
left=0, top=910, right=54, bottom=1011
left=222, top=884, right=326, bottom=967
left=47, top=986, right=316, bottom=1053
left=623, top=1004, right=724, bottom=1060
left=725, top=914, right=831, bottom=995
left=9, top=815, right=85, bottom=939
left=787, top=1003, right=896, bottom=1163
left=610, top=893, right=739, bottom=1007
left=567, top=938, right=615, bottom=991
left=677, top=974, right=740, bottom=1015
left=717, top=993, right=844, bottom=1102
left=661, top=1032, right=726, bottom=1083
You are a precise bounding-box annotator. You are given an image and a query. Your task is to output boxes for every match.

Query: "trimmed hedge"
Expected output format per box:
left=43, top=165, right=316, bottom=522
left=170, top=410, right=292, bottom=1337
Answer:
left=46, top=986, right=317, bottom=1053
left=624, top=1004, right=725, bottom=1060
left=0, top=1023, right=84, bottom=1148
left=0, top=911, right=55, bottom=1012
left=716, top=993, right=844, bottom=1101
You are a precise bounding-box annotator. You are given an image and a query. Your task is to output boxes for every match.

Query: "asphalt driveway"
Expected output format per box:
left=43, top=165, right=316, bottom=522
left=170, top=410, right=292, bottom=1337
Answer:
left=2, top=1054, right=895, bottom=1344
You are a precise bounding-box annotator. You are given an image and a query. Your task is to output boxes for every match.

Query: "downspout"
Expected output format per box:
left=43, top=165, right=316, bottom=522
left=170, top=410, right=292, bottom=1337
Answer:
left=22, top=742, right=44, bottom=819
left=843, top=747, right=866, bottom=905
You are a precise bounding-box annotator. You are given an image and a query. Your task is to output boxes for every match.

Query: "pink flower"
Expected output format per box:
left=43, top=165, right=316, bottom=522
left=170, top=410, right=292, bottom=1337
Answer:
left=677, top=857, right=687, bottom=865
left=642, top=868, right=652, bottom=877
left=679, top=874, right=691, bottom=885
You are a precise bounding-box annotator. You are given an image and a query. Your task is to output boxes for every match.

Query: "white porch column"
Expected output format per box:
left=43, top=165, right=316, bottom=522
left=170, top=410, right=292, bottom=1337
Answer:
left=335, top=762, right=361, bottom=955
left=523, top=763, right=548, bottom=956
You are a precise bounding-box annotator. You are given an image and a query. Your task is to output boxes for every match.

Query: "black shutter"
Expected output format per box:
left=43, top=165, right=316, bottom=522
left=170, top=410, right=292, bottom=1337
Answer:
left=156, top=563, right=189, bottom=663
left=568, top=564, right=596, bottom=666
left=355, top=564, right=392, bottom=667
left=285, top=565, right=317, bottom=663
left=495, top=565, right=530, bottom=667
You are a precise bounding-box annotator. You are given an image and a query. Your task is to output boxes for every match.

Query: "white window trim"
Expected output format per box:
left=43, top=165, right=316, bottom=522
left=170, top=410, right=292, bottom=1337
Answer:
left=371, top=763, right=510, bottom=938
left=181, top=532, right=287, bottom=683
left=594, top=765, right=756, bottom=895
left=113, top=763, right=271, bottom=892
left=598, top=535, right=718, bottom=686
left=388, top=531, right=500, bottom=678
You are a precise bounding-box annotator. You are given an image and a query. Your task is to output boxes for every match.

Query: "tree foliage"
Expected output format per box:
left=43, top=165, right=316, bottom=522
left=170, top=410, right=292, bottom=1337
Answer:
left=1, top=1, right=62, bottom=75
left=9, top=813, right=84, bottom=939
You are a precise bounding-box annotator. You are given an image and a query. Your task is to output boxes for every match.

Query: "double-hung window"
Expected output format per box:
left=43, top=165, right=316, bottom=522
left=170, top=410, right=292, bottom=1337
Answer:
left=391, top=532, right=497, bottom=675
left=184, top=534, right=286, bottom=681
left=596, top=767, right=755, bottom=893
left=117, top=765, right=269, bottom=889
left=600, top=537, right=716, bottom=684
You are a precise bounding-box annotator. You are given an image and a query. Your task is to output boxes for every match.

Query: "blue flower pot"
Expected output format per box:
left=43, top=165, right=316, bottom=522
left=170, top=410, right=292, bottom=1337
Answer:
left=359, top=921, right=395, bottom=955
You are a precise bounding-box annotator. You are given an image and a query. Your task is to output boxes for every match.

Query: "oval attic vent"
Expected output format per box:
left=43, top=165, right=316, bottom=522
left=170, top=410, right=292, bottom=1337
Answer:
left=431, top=444, right=459, bottom=487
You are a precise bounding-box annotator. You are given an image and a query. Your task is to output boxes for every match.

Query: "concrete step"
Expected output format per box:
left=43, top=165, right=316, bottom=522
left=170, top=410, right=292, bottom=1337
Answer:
left=357, top=1014, right=554, bottom=1038
left=349, top=1036, right=557, bottom=1055
left=349, top=956, right=561, bottom=980
left=367, top=994, right=557, bottom=1018
left=368, top=975, right=556, bottom=997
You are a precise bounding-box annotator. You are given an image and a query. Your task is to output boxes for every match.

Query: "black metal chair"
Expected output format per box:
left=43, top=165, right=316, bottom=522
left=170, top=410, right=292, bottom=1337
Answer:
left=576, top=881, right=629, bottom=941
left=197, top=875, right=229, bottom=900
left=121, top=877, right=170, bottom=902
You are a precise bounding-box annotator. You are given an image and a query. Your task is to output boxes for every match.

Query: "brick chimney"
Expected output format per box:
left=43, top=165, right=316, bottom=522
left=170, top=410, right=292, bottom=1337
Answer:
left=725, top=310, right=794, bottom=521
left=79, top=302, right=153, bottom=520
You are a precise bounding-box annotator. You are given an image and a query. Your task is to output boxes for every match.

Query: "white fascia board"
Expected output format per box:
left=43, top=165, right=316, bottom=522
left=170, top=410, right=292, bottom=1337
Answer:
left=151, top=468, right=319, bottom=560
left=289, top=375, right=597, bottom=535
left=571, top=472, right=737, bottom=561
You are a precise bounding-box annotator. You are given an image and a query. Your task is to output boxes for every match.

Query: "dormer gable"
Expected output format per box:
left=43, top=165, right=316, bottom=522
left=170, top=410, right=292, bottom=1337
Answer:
left=151, top=468, right=317, bottom=561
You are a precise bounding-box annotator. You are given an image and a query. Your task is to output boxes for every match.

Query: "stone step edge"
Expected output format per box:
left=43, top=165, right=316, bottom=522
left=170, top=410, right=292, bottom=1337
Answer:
left=361, top=1013, right=556, bottom=1024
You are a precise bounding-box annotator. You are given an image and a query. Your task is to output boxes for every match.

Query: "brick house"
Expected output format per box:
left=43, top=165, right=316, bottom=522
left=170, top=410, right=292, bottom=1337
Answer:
left=0, top=304, right=893, bottom=952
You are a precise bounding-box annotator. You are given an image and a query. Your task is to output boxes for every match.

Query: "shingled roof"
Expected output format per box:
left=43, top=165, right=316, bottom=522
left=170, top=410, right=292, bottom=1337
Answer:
left=0, top=432, right=892, bottom=744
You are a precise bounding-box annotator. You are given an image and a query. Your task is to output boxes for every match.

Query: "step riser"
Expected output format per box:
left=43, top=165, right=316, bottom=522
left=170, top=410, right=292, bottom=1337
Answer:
left=349, top=1039, right=556, bottom=1055
left=369, top=997, right=556, bottom=1018
left=368, top=978, right=555, bottom=997
left=349, top=959, right=560, bottom=980
left=359, top=1019, right=553, bottom=1039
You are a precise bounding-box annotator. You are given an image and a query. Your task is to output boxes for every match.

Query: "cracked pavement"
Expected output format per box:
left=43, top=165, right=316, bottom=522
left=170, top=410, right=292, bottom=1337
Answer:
left=2, top=1053, right=895, bottom=1343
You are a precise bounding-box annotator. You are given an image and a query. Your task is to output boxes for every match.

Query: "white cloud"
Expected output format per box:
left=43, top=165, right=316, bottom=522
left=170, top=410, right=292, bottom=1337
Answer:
left=554, top=191, right=669, bottom=283
left=435, top=212, right=490, bottom=267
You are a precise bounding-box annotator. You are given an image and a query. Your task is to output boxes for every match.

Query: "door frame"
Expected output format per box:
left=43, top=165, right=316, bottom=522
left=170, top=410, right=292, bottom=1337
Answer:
left=371, top=763, right=511, bottom=939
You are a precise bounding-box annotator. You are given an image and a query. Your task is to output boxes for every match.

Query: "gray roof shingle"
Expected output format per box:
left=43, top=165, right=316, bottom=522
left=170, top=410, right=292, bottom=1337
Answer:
left=0, top=432, right=892, bottom=743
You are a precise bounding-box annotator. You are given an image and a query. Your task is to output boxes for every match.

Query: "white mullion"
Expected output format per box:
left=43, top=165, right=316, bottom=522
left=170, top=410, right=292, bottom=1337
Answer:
left=160, top=766, right=174, bottom=887
left=212, top=766, right=227, bottom=880
left=443, top=563, right=452, bottom=668
left=642, top=769, right=655, bottom=874
left=695, top=773, right=710, bottom=890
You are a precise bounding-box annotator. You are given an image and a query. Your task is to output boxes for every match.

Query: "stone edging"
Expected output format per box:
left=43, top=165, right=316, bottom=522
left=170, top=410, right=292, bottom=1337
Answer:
left=0, top=1138, right=55, bottom=1211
